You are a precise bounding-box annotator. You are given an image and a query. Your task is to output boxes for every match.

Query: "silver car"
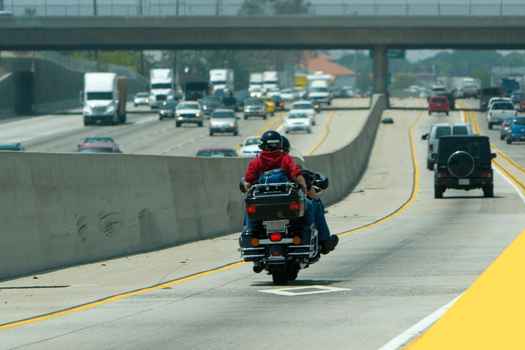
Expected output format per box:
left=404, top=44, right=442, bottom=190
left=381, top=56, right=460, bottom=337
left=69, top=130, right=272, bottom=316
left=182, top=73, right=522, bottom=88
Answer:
left=175, top=101, right=204, bottom=127
left=209, top=109, right=239, bottom=136
left=284, top=112, right=313, bottom=134
left=133, top=92, right=150, bottom=107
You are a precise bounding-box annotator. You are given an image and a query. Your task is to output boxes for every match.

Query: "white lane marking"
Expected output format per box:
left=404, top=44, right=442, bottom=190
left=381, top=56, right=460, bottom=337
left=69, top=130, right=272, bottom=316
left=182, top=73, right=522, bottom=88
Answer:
left=378, top=296, right=461, bottom=350
left=379, top=109, right=525, bottom=350
left=259, top=285, right=350, bottom=296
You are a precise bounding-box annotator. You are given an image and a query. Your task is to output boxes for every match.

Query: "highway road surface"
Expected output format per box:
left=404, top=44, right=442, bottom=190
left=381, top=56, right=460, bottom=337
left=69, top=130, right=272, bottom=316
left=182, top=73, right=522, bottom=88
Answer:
left=0, top=98, right=370, bottom=157
left=1, top=99, right=525, bottom=349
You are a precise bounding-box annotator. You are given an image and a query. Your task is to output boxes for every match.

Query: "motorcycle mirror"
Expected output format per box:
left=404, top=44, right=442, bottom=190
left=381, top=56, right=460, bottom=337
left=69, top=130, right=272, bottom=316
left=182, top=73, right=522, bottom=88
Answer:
left=421, top=133, right=429, bottom=140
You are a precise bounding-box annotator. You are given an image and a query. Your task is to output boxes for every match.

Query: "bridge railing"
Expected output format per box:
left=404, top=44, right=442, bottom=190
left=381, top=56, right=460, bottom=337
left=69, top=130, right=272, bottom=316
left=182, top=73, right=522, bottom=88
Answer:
left=3, top=1, right=525, bottom=17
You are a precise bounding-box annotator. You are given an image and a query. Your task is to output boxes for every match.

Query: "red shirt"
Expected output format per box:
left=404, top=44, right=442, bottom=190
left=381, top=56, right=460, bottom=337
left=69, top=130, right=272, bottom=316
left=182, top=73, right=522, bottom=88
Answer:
left=244, top=150, right=302, bottom=184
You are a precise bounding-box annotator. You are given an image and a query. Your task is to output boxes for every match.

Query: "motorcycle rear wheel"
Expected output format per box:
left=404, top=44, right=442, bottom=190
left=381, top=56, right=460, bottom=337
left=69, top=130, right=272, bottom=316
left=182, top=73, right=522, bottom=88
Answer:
left=287, top=263, right=300, bottom=281
left=271, top=266, right=289, bottom=285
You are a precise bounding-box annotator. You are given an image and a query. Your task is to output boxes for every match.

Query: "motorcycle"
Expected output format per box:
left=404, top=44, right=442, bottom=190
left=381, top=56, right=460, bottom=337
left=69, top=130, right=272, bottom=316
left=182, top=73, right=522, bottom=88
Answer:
left=239, top=170, right=329, bottom=284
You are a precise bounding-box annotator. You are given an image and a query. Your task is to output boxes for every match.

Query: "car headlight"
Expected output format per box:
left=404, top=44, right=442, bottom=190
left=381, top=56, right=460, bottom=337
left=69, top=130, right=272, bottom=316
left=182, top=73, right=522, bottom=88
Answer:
left=83, top=106, right=92, bottom=114
left=106, top=105, right=115, bottom=113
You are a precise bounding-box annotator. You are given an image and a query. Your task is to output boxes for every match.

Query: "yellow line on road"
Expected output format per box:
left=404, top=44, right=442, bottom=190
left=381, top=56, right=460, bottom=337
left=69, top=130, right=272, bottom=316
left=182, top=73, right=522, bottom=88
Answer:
left=0, top=261, right=246, bottom=330
left=496, top=149, right=525, bottom=175
left=0, top=108, right=422, bottom=331
left=307, top=111, right=336, bottom=155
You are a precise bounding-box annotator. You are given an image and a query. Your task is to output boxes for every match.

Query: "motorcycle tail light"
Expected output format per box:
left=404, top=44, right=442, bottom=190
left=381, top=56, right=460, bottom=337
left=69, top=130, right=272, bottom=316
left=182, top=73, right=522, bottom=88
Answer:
left=269, top=232, right=283, bottom=242
left=289, top=201, right=301, bottom=212
left=246, top=205, right=257, bottom=215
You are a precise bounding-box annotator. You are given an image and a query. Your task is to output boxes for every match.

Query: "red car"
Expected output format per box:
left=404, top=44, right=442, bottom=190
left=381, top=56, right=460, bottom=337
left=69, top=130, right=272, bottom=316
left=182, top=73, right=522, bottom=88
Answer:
left=428, top=96, right=450, bottom=116
left=78, top=136, right=122, bottom=154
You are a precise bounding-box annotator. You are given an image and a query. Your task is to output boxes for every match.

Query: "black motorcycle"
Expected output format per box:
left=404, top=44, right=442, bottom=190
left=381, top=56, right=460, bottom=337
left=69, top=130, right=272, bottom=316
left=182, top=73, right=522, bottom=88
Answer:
left=239, top=170, right=328, bottom=284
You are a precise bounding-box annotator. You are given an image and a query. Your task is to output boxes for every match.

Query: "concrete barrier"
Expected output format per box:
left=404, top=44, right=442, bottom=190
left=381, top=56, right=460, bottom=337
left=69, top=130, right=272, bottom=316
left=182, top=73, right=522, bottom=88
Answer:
left=0, top=95, right=386, bottom=280
left=0, top=73, right=15, bottom=115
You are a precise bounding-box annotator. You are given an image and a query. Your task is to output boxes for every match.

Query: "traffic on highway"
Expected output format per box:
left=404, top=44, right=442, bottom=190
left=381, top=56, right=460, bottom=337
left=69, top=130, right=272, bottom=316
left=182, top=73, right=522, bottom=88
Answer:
left=2, top=14, right=525, bottom=348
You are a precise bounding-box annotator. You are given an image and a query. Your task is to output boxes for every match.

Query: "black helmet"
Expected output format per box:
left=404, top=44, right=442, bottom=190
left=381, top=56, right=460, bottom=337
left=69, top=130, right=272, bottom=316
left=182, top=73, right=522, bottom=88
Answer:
left=259, top=130, right=283, bottom=151
left=282, top=136, right=290, bottom=153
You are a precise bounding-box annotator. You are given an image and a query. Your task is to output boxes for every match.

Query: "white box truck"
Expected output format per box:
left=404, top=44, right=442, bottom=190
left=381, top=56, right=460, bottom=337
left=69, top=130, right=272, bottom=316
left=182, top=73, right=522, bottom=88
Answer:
left=83, top=72, right=127, bottom=126
left=209, top=69, right=234, bottom=94
left=307, top=73, right=334, bottom=106
left=249, top=73, right=263, bottom=92
left=150, top=68, right=175, bottom=109
left=263, top=71, right=280, bottom=92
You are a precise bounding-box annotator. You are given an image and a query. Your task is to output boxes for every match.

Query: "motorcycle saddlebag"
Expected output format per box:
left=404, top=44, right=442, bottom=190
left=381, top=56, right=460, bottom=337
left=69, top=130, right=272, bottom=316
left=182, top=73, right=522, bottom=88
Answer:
left=245, top=183, right=305, bottom=221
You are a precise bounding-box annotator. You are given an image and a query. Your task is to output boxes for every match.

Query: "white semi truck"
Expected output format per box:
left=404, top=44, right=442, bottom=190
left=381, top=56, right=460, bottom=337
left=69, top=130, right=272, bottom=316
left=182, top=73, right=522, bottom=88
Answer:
left=209, top=69, right=234, bottom=93
left=263, top=71, right=280, bottom=92
left=249, top=72, right=264, bottom=96
left=83, top=72, right=127, bottom=126
left=149, top=68, right=175, bottom=109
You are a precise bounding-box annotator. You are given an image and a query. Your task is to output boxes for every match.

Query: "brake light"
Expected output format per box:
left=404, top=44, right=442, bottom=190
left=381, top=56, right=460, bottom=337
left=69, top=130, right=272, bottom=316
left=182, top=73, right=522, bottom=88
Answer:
left=246, top=205, right=257, bottom=215
left=289, top=201, right=301, bottom=211
left=480, top=171, right=492, bottom=178
left=269, top=232, right=283, bottom=242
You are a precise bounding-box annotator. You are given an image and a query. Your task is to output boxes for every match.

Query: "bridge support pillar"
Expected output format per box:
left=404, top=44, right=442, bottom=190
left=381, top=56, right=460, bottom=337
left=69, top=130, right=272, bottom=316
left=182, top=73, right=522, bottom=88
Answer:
left=373, top=46, right=389, bottom=106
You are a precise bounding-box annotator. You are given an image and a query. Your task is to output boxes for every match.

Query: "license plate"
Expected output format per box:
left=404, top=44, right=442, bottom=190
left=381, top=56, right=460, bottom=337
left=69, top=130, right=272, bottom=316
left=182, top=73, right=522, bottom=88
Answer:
left=263, top=220, right=289, bottom=232
left=459, top=179, right=470, bottom=185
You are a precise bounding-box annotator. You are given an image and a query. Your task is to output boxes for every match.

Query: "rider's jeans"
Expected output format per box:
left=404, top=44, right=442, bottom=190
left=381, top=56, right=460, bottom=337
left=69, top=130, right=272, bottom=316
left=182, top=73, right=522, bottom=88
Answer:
left=310, top=198, right=330, bottom=241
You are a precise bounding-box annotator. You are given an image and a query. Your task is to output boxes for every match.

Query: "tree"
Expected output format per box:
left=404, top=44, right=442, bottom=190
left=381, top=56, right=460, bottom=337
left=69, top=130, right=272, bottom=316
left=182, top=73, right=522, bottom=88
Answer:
left=238, top=0, right=271, bottom=15
left=270, top=0, right=311, bottom=14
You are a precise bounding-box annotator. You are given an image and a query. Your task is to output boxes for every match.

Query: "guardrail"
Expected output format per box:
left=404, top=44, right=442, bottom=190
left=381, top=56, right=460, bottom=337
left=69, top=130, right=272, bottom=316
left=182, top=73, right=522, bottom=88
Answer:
left=2, top=1, right=525, bottom=17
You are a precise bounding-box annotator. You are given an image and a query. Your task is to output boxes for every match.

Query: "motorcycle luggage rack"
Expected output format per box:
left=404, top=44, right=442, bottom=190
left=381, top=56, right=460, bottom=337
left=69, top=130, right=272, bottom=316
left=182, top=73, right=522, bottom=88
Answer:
left=249, top=182, right=297, bottom=198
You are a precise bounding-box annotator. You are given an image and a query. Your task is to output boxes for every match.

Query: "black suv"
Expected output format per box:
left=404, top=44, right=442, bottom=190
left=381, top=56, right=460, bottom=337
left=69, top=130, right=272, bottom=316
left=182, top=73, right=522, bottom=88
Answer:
left=434, top=136, right=497, bottom=199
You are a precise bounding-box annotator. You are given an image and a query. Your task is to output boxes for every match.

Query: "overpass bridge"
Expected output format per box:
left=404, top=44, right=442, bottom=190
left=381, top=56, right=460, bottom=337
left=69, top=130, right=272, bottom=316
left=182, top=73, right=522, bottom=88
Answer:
left=2, top=15, right=524, bottom=95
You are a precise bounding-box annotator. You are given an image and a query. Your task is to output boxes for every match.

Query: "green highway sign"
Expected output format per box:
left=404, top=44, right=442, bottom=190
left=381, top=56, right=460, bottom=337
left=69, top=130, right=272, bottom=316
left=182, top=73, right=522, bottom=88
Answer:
left=369, top=49, right=406, bottom=59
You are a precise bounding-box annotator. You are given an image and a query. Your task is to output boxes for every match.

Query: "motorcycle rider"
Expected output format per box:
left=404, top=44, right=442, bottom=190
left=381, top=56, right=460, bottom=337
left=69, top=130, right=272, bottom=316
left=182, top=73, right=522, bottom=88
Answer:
left=242, top=130, right=314, bottom=232
left=242, top=130, right=307, bottom=193
left=281, top=136, right=338, bottom=254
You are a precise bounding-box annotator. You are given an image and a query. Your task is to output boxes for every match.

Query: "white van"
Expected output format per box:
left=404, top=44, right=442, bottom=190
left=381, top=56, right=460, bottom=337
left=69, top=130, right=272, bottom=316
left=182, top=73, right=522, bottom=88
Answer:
left=422, top=123, right=473, bottom=170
